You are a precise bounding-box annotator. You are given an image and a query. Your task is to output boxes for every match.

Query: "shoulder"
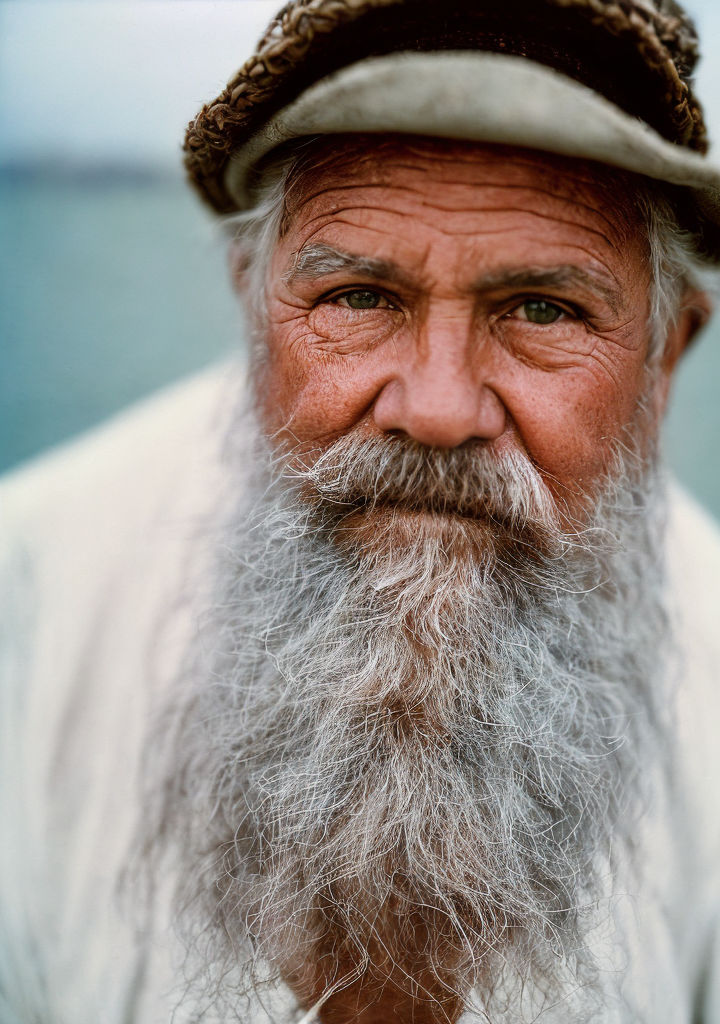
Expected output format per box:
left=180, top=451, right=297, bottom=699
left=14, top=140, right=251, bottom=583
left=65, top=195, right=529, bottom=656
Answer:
left=665, top=482, right=720, bottom=852
left=0, top=361, right=240, bottom=555
left=662, top=483, right=720, bottom=1011
left=666, top=482, right=720, bottom=629
left=0, top=353, right=246, bottom=769
left=0, top=363, right=245, bottom=1021
left=0, top=357, right=243, bottom=758
left=0, top=360, right=245, bottom=633
left=666, top=481, right=720, bottom=711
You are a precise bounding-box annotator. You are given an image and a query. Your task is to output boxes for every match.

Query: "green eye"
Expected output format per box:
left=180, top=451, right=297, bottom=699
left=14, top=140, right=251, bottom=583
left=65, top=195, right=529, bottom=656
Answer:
left=521, top=300, right=563, bottom=324
left=341, top=290, right=382, bottom=310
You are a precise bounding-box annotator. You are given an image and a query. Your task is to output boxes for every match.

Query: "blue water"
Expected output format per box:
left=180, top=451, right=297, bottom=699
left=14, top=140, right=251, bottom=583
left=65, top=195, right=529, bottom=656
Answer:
left=2, top=173, right=719, bottom=517
left=0, top=174, right=238, bottom=468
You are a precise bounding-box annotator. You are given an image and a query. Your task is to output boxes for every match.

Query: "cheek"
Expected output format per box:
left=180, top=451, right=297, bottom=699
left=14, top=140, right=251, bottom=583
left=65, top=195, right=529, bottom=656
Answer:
left=506, top=361, right=649, bottom=489
left=258, top=309, right=396, bottom=440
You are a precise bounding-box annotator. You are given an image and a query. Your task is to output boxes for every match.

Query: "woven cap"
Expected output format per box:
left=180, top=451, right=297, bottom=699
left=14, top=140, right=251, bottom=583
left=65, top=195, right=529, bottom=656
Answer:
left=184, top=0, right=720, bottom=243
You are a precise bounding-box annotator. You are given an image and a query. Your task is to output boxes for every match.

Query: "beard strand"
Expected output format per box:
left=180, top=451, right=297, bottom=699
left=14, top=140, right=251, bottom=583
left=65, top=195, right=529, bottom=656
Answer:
left=144, top=415, right=671, bottom=1021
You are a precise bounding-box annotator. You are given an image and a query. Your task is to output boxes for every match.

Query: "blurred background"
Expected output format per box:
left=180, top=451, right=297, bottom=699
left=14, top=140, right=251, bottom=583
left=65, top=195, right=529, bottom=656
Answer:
left=2, top=0, right=720, bottom=514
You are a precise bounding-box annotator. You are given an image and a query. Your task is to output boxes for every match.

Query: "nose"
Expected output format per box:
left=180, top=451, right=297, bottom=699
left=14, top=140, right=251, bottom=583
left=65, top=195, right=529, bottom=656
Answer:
left=372, top=340, right=506, bottom=449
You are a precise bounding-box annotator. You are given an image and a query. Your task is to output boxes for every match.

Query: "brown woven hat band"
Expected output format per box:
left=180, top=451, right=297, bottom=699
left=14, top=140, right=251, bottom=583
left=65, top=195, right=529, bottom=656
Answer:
left=224, top=52, right=720, bottom=230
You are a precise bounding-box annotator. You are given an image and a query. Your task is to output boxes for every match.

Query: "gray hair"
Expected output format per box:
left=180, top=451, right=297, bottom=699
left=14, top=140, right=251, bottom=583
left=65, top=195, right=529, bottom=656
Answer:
left=148, top=407, right=670, bottom=1020
left=223, top=147, right=717, bottom=364
left=638, top=191, right=717, bottom=359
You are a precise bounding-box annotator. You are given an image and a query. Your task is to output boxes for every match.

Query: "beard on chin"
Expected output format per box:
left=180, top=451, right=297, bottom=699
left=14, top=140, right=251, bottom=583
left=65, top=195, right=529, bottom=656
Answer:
left=144, top=413, right=671, bottom=1022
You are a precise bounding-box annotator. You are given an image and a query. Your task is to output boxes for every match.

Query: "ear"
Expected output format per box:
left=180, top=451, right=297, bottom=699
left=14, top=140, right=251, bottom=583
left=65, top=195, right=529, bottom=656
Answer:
left=228, top=242, right=252, bottom=296
left=652, top=288, right=712, bottom=418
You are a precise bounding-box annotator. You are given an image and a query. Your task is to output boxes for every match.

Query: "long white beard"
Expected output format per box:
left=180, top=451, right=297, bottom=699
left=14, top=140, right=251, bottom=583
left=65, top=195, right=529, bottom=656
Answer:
left=146, top=412, right=671, bottom=1021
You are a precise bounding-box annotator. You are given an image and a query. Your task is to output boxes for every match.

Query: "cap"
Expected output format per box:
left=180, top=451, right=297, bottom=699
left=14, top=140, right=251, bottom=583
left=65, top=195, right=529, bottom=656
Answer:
left=183, top=0, right=720, bottom=251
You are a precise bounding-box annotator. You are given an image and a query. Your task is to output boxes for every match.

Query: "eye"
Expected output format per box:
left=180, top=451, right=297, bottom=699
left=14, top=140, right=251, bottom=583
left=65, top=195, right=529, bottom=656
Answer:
left=334, top=290, right=389, bottom=310
left=511, top=299, right=566, bottom=325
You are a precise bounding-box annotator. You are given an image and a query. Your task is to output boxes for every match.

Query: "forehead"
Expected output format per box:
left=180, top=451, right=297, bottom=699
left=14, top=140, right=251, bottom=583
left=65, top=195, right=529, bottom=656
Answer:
left=279, top=136, right=645, bottom=263
left=286, top=136, right=629, bottom=196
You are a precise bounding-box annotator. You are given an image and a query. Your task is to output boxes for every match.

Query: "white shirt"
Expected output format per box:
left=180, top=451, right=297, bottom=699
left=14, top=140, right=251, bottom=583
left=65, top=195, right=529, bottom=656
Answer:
left=2, top=365, right=720, bottom=1022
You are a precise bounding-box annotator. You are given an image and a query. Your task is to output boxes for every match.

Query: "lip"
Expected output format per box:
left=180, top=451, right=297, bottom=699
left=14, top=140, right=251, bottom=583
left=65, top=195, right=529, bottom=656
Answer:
left=323, top=492, right=516, bottom=525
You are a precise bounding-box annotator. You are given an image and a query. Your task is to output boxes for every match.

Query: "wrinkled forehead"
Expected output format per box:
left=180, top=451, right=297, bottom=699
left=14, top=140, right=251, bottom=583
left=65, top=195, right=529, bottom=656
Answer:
left=273, top=134, right=649, bottom=260
left=277, top=134, right=647, bottom=245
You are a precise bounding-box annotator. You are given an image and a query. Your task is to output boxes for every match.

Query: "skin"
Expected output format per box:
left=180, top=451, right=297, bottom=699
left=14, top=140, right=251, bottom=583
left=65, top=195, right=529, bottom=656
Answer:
left=241, top=136, right=706, bottom=1021
left=253, top=137, right=704, bottom=525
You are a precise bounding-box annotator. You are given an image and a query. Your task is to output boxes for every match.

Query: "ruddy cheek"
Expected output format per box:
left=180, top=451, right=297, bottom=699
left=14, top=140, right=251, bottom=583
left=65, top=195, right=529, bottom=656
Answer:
left=307, top=307, right=400, bottom=354
left=531, top=395, right=626, bottom=485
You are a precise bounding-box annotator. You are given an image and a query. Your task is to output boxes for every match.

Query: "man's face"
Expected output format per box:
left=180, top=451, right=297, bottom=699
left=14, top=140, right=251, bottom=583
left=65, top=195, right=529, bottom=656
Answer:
left=258, top=138, right=657, bottom=518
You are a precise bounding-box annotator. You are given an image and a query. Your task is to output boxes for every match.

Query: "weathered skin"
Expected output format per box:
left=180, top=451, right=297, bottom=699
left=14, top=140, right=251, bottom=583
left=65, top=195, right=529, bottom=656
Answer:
left=256, top=138, right=701, bottom=520
left=244, top=137, right=703, bottom=1021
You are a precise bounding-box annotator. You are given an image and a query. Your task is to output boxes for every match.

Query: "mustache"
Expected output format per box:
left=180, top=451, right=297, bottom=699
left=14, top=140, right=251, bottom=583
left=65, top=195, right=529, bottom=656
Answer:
left=281, top=433, right=561, bottom=531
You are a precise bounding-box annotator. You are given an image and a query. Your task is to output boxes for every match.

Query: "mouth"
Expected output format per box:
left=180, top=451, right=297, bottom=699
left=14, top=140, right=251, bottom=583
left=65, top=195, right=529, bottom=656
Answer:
left=313, top=494, right=562, bottom=565
left=317, top=495, right=518, bottom=548
left=316, top=490, right=536, bottom=534
left=308, top=484, right=507, bottom=521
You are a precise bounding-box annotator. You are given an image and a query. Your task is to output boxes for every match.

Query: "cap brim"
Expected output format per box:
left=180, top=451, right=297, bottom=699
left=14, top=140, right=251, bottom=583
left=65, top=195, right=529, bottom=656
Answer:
left=225, top=50, right=720, bottom=230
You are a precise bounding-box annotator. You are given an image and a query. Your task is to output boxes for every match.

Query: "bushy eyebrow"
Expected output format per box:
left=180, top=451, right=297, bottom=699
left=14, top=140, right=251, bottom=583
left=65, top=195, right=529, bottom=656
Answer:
left=285, top=243, right=409, bottom=287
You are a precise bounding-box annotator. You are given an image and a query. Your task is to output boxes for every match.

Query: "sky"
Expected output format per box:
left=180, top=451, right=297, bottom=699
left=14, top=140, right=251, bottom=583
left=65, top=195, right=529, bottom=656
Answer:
left=3, top=0, right=720, bottom=168
left=0, top=1, right=278, bottom=167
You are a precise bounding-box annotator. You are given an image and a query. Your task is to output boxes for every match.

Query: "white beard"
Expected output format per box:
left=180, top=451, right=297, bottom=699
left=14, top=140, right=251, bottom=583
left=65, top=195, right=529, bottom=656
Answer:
left=145, top=409, right=671, bottom=1021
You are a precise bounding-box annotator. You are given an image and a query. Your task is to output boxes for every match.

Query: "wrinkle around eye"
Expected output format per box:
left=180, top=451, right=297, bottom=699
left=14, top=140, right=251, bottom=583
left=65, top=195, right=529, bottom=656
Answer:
left=496, top=317, right=599, bottom=369
left=498, top=316, right=648, bottom=374
left=306, top=304, right=401, bottom=354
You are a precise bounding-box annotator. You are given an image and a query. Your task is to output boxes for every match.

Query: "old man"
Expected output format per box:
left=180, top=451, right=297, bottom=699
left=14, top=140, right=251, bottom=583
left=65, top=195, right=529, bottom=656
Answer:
left=3, top=0, right=720, bottom=1021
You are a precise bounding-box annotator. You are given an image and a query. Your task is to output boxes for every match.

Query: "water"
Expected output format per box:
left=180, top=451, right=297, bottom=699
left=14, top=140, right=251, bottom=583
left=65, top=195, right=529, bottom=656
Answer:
left=2, top=173, right=719, bottom=518
left=0, top=173, right=239, bottom=468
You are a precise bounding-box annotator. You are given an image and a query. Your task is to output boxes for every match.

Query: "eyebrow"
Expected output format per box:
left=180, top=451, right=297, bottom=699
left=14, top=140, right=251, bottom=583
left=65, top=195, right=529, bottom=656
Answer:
left=286, top=244, right=622, bottom=312
left=285, top=243, right=410, bottom=287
